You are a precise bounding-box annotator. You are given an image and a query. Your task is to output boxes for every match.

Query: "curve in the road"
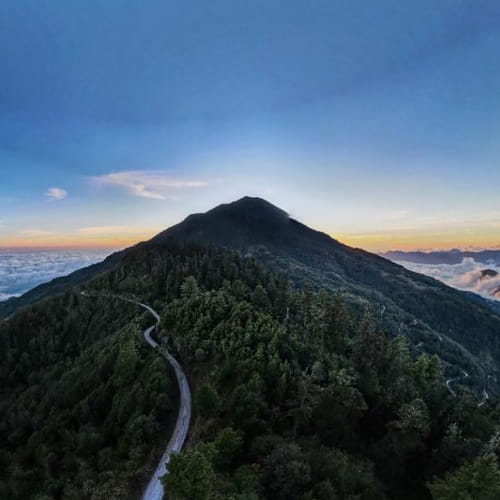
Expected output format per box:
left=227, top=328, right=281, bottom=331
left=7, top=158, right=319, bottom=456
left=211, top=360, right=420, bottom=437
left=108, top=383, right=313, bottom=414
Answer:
left=445, top=370, right=469, bottom=398
left=478, top=375, right=497, bottom=408
left=81, top=292, right=191, bottom=500
left=441, top=343, right=500, bottom=409
left=478, top=389, right=489, bottom=408
left=137, top=301, right=192, bottom=500
left=444, top=370, right=494, bottom=408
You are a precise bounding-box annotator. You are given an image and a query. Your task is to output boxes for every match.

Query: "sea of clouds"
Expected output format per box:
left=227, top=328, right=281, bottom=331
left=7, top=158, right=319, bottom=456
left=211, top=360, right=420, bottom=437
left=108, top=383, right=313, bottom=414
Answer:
left=0, top=248, right=113, bottom=301
left=397, top=257, right=500, bottom=300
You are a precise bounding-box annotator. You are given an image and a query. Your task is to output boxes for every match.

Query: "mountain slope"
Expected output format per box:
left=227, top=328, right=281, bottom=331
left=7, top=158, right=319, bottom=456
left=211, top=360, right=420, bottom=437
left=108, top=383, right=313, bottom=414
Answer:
left=4, top=242, right=498, bottom=499
left=153, top=197, right=500, bottom=377
left=3, top=197, right=500, bottom=379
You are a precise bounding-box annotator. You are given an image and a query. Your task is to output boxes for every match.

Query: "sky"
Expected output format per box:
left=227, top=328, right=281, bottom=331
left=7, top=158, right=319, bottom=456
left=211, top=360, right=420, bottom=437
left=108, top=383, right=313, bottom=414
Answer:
left=1, top=0, right=500, bottom=252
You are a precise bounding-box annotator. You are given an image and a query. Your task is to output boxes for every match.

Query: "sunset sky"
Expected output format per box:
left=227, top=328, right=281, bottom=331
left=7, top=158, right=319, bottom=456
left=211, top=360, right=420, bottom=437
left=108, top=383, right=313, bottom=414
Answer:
left=1, top=0, right=500, bottom=252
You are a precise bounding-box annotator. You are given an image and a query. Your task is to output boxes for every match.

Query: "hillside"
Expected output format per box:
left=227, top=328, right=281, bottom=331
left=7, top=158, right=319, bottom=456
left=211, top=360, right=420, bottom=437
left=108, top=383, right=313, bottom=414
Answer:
left=153, top=197, right=500, bottom=380
left=2, top=242, right=499, bottom=499
left=0, top=271, right=178, bottom=498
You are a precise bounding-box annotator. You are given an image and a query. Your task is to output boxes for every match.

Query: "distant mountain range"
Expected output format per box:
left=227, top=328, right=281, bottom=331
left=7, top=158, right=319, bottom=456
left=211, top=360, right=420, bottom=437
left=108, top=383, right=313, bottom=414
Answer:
left=381, top=249, right=500, bottom=265
left=2, top=197, right=500, bottom=381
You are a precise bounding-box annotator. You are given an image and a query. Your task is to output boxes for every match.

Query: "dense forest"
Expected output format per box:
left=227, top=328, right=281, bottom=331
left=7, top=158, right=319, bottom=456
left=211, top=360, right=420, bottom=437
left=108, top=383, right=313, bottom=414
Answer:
left=0, top=281, right=178, bottom=498
left=1, top=241, right=500, bottom=499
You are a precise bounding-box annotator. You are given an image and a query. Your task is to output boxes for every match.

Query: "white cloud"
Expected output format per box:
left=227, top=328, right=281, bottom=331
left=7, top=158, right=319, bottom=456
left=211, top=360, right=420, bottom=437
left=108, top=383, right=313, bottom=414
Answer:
left=398, top=258, right=500, bottom=301
left=91, top=170, right=209, bottom=200
left=0, top=248, right=112, bottom=301
left=45, top=187, right=68, bottom=201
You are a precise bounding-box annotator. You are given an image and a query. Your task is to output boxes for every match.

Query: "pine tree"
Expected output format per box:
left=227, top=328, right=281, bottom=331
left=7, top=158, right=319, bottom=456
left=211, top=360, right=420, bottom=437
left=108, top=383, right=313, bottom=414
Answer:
left=428, top=454, right=500, bottom=500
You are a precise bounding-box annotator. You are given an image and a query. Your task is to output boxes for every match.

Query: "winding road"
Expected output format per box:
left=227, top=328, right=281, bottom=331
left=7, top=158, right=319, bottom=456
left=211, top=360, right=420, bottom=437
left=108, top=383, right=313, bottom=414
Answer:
left=138, top=301, right=192, bottom=500
left=478, top=389, right=489, bottom=408
left=81, top=292, right=191, bottom=500
left=478, top=375, right=497, bottom=408
left=444, top=369, right=498, bottom=407
left=445, top=370, right=469, bottom=397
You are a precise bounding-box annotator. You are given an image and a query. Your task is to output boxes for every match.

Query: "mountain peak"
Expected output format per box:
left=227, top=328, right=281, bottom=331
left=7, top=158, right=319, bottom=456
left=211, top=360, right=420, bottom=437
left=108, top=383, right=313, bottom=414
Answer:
left=227, top=195, right=276, bottom=207
left=150, top=196, right=338, bottom=251
left=209, top=196, right=289, bottom=219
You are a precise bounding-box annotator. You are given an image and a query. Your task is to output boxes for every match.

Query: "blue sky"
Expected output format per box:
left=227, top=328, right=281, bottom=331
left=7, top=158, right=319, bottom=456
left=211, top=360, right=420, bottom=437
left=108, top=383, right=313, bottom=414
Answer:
left=1, top=0, right=500, bottom=250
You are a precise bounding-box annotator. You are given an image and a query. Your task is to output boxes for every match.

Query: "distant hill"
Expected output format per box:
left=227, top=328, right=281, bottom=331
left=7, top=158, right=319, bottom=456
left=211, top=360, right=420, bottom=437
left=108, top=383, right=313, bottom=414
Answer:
left=382, top=249, right=500, bottom=265
left=480, top=269, right=499, bottom=279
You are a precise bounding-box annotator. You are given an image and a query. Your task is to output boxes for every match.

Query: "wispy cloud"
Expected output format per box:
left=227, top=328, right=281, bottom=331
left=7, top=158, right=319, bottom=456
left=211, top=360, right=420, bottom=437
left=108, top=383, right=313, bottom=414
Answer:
left=20, top=229, right=56, bottom=237
left=45, top=187, right=68, bottom=201
left=79, top=225, right=144, bottom=235
left=91, top=170, right=209, bottom=200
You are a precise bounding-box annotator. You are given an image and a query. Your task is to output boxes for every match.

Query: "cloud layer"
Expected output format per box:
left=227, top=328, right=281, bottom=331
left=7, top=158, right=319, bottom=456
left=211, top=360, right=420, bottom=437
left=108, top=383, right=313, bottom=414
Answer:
left=0, top=248, right=112, bottom=301
left=398, top=257, right=500, bottom=301
left=92, top=170, right=209, bottom=200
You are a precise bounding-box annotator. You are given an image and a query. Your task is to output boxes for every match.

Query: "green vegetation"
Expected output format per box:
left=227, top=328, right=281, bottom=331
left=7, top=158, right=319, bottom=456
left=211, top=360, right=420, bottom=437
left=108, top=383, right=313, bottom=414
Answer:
left=0, top=287, right=177, bottom=499
left=428, top=454, right=500, bottom=500
left=163, top=448, right=216, bottom=500
left=1, top=235, right=500, bottom=498
left=127, top=243, right=497, bottom=500
left=153, top=197, right=500, bottom=383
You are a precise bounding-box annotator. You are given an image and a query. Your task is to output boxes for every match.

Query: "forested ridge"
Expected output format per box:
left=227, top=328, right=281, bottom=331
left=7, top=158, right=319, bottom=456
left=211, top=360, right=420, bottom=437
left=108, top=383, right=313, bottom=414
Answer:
left=2, top=241, right=498, bottom=499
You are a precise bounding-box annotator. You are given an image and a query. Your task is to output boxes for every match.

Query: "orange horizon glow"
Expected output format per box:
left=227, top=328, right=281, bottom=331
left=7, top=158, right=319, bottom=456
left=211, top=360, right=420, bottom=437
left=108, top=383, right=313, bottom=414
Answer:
left=1, top=227, right=499, bottom=254
left=337, top=231, right=500, bottom=253
left=0, top=229, right=160, bottom=251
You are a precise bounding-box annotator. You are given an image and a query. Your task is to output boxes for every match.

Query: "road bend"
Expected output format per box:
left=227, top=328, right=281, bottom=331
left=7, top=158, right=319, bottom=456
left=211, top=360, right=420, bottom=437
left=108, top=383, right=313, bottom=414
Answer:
left=80, top=292, right=191, bottom=500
